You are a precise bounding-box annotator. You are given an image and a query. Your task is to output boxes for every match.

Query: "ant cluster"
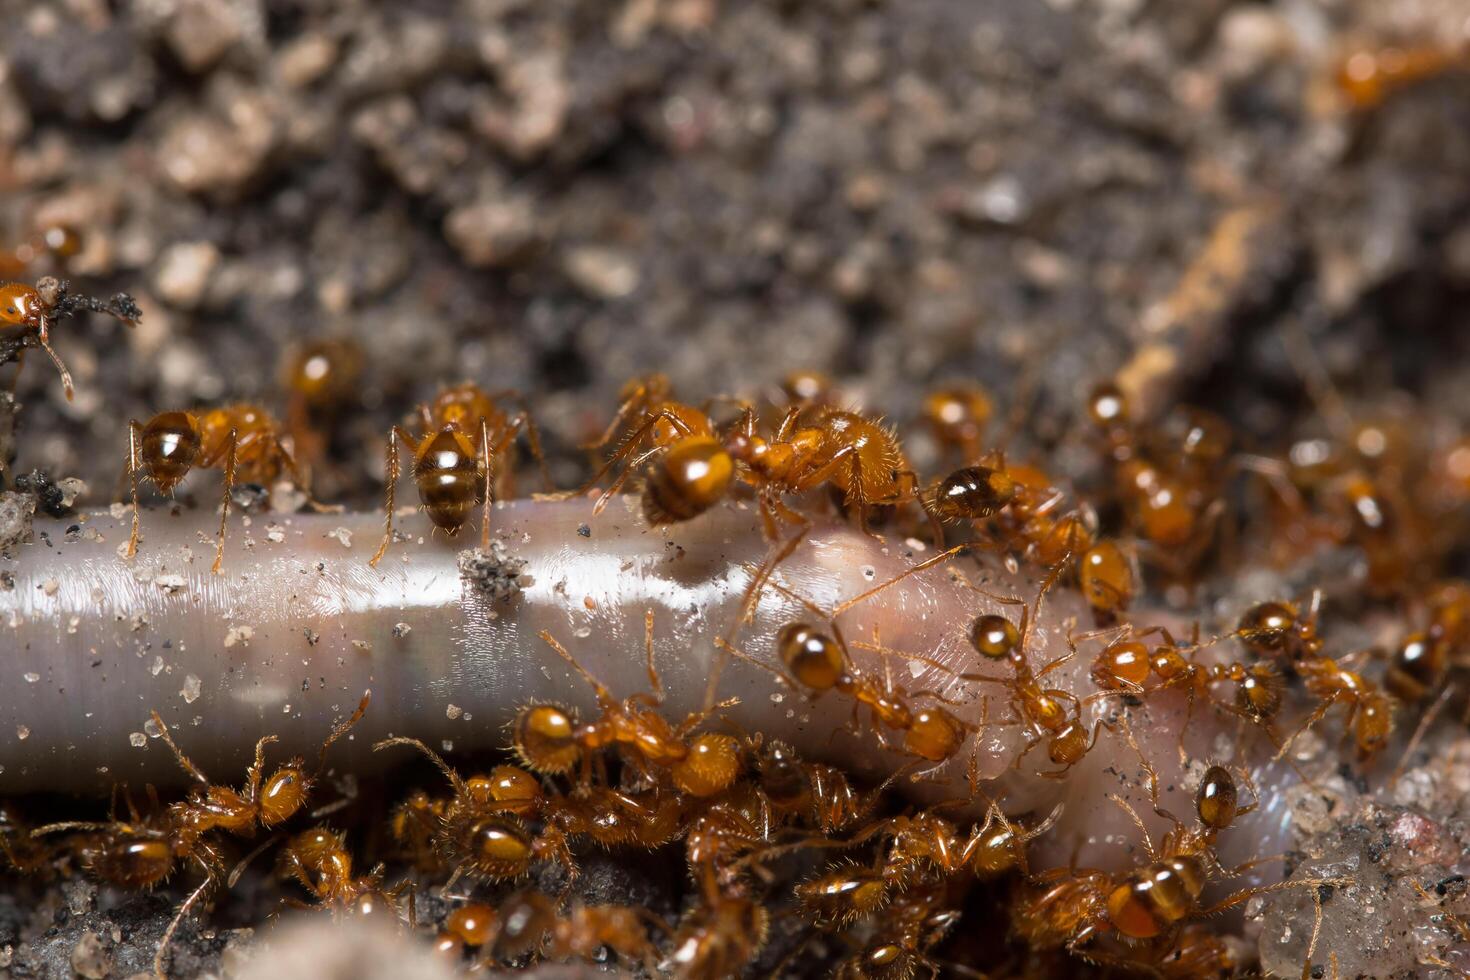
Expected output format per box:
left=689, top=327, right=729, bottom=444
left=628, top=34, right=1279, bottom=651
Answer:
left=4, top=262, right=1470, bottom=978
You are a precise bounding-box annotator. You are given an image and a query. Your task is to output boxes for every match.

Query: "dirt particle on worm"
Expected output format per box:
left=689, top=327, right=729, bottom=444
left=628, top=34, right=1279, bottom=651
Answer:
left=458, top=541, right=531, bottom=601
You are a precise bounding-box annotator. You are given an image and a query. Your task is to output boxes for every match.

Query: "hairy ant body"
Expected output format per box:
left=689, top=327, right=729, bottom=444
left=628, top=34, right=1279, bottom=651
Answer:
left=0, top=277, right=138, bottom=401
left=512, top=614, right=743, bottom=796
left=664, top=866, right=770, bottom=980
left=370, top=383, right=546, bottom=566
left=276, top=826, right=409, bottom=922
left=374, top=737, right=576, bottom=886
left=724, top=405, right=935, bottom=539
left=492, top=892, right=665, bottom=972
left=719, top=611, right=971, bottom=770
left=126, top=404, right=326, bottom=573
left=279, top=336, right=364, bottom=472
left=34, top=694, right=368, bottom=978
left=569, top=375, right=736, bottom=526
left=1015, top=731, right=1329, bottom=970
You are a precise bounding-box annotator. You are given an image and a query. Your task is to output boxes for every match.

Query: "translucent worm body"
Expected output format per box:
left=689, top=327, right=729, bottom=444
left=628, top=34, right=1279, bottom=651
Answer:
left=0, top=497, right=1293, bottom=872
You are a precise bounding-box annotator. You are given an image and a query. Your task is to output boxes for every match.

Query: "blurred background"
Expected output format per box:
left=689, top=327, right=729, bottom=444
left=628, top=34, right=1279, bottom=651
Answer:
left=1, top=0, right=1468, bottom=504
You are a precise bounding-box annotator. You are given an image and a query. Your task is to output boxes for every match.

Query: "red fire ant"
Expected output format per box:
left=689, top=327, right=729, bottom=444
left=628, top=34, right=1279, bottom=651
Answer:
left=1, top=277, right=138, bottom=401
left=370, top=383, right=547, bottom=566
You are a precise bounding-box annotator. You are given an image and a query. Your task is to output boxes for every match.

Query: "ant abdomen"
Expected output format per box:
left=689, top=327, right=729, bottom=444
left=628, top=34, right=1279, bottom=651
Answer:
left=927, top=465, right=1017, bottom=522
left=642, top=436, right=735, bottom=525
left=140, top=412, right=202, bottom=493
left=414, top=430, right=485, bottom=532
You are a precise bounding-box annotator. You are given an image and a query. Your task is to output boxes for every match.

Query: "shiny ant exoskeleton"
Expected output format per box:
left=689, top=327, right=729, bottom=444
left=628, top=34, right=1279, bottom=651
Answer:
left=125, top=403, right=330, bottom=573
left=370, top=382, right=547, bottom=566
left=512, top=613, right=743, bottom=797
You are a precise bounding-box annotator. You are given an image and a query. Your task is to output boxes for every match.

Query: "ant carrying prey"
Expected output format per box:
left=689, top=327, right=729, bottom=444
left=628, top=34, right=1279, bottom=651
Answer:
left=1, top=277, right=139, bottom=401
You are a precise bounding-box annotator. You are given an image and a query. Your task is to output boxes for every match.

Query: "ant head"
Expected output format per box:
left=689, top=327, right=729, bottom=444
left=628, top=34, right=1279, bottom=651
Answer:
left=0, top=282, right=44, bottom=330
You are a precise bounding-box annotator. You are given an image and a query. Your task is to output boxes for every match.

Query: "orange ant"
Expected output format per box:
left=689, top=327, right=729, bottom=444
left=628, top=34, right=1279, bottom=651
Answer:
left=34, top=693, right=369, bottom=978
left=372, top=736, right=577, bottom=887
left=751, top=736, right=869, bottom=834
left=561, top=377, right=739, bottom=526
left=125, top=404, right=332, bottom=573
left=510, top=612, right=744, bottom=797
left=1278, top=649, right=1396, bottom=761
left=370, top=382, right=548, bottom=566
left=716, top=593, right=972, bottom=772
left=279, top=336, right=364, bottom=471
left=1085, top=383, right=1230, bottom=571
left=1, top=277, right=138, bottom=401
left=664, top=865, right=771, bottom=980
left=831, top=883, right=960, bottom=980
left=948, top=572, right=1122, bottom=777
left=491, top=892, right=667, bottom=973
left=1016, top=726, right=1334, bottom=970
left=275, top=825, right=411, bottom=923
left=724, top=404, right=938, bottom=540
left=921, top=383, right=993, bottom=463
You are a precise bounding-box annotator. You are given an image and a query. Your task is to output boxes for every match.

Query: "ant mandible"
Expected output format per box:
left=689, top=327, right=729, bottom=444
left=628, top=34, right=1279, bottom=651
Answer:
left=125, top=404, right=331, bottom=573
left=369, top=383, right=548, bottom=566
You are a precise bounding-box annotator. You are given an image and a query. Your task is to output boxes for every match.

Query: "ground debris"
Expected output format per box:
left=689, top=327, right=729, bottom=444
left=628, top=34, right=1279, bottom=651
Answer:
left=457, top=541, right=531, bottom=601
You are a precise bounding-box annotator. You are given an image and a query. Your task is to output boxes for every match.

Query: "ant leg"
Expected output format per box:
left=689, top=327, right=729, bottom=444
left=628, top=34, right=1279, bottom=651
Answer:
left=1199, top=873, right=1348, bottom=919
left=126, top=420, right=144, bottom=560
left=773, top=406, right=801, bottom=442
left=643, top=610, right=664, bottom=703
left=830, top=541, right=983, bottom=616
left=154, top=877, right=211, bottom=980
left=579, top=379, right=658, bottom=452
left=896, top=468, right=946, bottom=547
left=1106, top=793, right=1158, bottom=863
left=269, top=433, right=340, bottom=514
left=316, top=690, right=371, bottom=773
left=567, top=409, right=695, bottom=502
left=593, top=444, right=665, bottom=516
left=209, top=429, right=238, bottom=575
left=538, top=629, right=616, bottom=708
left=1273, top=693, right=1342, bottom=762
left=243, top=732, right=281, bottom=803
left=369, top=427, right=417, bottom=568
left=498, top=408, right=552, bottom=492
left=34, top=320, right=75, bottom=402
left=372, top=736, right=469, bottom=797
left=479, top=418, right=493, bottom=550
left=148, top=711, right=212, bottom=785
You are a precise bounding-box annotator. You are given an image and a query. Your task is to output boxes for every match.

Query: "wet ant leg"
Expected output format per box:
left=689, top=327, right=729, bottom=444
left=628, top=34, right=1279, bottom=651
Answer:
left=316, top=690, right=371, bottom=773
left=538, top=629, right=616, bottom=708
left=210, top=429, right=238, bottom=574
left=369, top=426, right=419, bottom=568
left=372, top=736, right=469, bottom=796
left=642, top=610, right=665, bottom=703
left=155, top=877, right=211, bottom=980
left=479, top=418, right=493, bottom=550
left=148, top=710, right=213, bottom=785
left=126, top=420, right=145, bottom=560
left=1199, top=874, right=1349, bottom=919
